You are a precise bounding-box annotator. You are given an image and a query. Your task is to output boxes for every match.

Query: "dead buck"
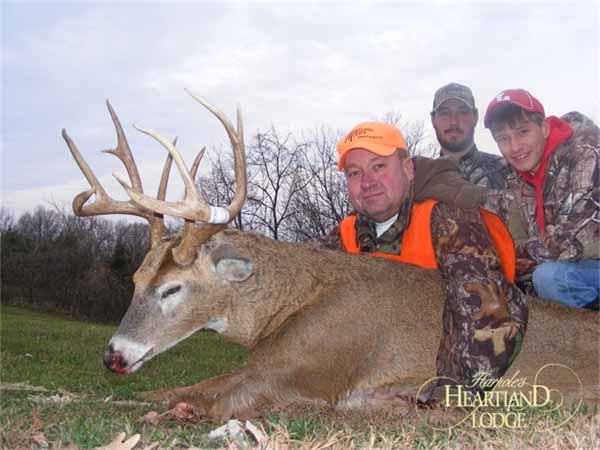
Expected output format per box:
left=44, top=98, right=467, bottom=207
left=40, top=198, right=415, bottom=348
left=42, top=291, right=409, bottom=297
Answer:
left=63, top=93, right=599, bottom=421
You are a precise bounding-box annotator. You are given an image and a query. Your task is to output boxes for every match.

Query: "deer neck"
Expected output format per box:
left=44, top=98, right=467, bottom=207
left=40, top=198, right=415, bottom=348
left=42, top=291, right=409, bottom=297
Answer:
left=217, top=234, right=329, bottom=348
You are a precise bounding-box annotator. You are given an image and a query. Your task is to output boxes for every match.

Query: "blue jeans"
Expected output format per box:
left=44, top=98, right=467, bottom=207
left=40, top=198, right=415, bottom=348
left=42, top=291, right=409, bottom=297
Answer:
left=532, top=260, right=600, bottom=309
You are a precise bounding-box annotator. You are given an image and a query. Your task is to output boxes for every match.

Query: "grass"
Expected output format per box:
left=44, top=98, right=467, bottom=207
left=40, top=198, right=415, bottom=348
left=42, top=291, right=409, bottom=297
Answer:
left=2, top=305, right=248, bottom=397
left=1, top=305, right=598, bottom=449
left=1, top=305, right=248, bottom=449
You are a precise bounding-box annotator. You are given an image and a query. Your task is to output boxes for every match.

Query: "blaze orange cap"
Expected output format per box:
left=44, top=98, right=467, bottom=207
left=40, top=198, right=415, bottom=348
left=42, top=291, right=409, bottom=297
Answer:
left=337, top=121, right=408, bottom=170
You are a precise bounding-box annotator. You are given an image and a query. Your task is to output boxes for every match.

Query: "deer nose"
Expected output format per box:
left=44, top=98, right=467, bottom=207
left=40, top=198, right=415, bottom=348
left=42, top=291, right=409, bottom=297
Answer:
left=104, top=344, right=128, bottom=374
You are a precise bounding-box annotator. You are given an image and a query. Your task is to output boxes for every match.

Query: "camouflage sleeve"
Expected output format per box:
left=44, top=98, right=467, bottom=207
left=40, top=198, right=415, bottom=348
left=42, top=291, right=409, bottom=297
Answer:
left=524, top=143, right=600, bottom=262
left=413, top=156, right=487, bottom=210
left=430, top=203, right=528, bottom=392
left=484, top=183, right=530, bottom=241
left=484, top=186, right=537, bottom=277
left=484, top=187, right=513, bottom=217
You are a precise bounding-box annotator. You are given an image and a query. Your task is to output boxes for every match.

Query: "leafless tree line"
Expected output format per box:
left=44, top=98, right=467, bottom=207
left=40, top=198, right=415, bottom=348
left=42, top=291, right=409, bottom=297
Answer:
left=1, top=119, right=435, bottom=322
left=1, top=205, right=149, bottom=322
left=199, top=117, right=434, bottom=242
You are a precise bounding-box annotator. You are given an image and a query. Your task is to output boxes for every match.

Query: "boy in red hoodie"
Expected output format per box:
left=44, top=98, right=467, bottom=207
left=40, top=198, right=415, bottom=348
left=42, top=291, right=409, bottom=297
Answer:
left=484, top=89, right=599, bottom=309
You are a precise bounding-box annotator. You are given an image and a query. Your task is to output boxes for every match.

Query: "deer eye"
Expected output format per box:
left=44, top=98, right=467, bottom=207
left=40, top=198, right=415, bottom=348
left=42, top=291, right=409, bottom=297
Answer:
left=161, top=285, right=181, bottom=299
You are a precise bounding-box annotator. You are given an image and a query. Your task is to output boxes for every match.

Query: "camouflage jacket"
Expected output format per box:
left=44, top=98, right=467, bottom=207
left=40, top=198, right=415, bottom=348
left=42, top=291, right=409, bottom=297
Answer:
left=439, top=145, right=510, bottom=189
left=319, top=187, right=528, bottom=392
left=486, top=112, right=600, bottom=266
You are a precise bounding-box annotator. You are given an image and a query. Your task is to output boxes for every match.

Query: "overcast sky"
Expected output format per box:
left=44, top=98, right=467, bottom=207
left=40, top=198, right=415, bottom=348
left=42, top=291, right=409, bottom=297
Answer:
left=2, top=1, right=598, bottom=218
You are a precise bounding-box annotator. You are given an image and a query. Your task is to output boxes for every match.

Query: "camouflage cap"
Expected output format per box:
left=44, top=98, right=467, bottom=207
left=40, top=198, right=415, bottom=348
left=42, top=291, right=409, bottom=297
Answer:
left=432, top=83, right=476, bottom=112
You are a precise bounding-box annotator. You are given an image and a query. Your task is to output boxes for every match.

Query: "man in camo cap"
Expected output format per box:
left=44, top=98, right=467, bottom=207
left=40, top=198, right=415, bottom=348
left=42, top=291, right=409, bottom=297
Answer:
left=431, top=83, right=509, bottom=189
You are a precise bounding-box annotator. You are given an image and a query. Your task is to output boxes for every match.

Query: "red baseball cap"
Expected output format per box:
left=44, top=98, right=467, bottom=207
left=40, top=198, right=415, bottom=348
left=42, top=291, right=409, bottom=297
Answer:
left=484, top=89, right=545, bottom=128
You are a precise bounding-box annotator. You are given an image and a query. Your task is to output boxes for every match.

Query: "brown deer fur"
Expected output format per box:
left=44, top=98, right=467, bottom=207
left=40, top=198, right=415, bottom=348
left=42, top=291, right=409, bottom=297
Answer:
left=106, top=229, right=599, bottom=420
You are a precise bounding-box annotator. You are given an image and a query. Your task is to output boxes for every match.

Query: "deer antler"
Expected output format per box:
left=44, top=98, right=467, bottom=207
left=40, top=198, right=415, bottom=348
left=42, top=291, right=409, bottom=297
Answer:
left=116, top=91, right=247, bottom=266
left=63, top=100, right=174, bottom=247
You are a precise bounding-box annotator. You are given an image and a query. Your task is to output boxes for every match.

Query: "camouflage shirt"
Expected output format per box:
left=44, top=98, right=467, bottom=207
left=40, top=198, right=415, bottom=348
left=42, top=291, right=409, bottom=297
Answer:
left=440, top=145, right=510, bottom=190
left=486, top=112, right=600, bottom=267
left=320, top=191, right=528, bottom=392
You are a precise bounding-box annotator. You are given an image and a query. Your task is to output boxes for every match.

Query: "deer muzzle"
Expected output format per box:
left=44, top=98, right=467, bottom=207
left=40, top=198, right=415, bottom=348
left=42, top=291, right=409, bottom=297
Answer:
left=104, top=336, right=154, bottom=375
left=104, top=345, right=129, bottom=374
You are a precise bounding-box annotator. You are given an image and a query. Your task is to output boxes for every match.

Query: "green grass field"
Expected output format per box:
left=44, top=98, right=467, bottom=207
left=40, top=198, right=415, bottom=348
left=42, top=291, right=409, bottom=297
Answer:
left=1, top=305, right=598, bottom=449
left=1, top=305, right=249, bottom=449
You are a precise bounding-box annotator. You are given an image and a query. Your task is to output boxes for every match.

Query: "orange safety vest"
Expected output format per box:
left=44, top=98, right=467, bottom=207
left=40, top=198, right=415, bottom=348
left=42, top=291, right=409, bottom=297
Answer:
left=340, top=199, right=516, bottom=282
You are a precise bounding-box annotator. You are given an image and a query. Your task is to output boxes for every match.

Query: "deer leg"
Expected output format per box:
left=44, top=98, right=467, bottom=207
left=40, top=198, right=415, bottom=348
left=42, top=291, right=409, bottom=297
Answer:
left=137, top=372, right=244, bottom=410
left=205, top=371, right=320, bottom=421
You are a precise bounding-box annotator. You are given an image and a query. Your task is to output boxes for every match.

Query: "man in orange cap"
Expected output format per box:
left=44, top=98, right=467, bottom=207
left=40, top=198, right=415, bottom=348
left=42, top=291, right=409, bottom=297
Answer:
left=331, top=120, right=527, bottom=398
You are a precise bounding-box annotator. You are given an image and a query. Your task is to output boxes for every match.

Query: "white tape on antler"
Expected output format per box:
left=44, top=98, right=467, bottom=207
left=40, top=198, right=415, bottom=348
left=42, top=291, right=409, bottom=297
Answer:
left=209, top=206, right=231, bottom=224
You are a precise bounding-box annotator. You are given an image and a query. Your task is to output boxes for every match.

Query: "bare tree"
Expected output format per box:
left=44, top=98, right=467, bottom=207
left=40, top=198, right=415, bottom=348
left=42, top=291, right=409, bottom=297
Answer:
left=193, top=117, right=434, bottom=242
left=17, top=207, right=63, bottom=242
left=0, top=207, right=14, bottom=233
left=377, top=110, right=438, bottom=157
left=286, top=126, right=351, bottom=241
left=1, top=205, right=144, bottom=321
left=244, top=128, right=312, bottom=241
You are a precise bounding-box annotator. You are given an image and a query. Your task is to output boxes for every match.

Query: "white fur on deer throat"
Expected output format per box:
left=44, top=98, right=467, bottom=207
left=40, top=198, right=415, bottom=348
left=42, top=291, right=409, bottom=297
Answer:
left=204, top=317, right=228, bottom=333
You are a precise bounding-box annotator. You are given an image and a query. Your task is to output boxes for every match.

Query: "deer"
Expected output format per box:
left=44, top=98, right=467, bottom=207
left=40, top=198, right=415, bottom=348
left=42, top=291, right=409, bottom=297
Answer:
left=62, top=92, right=599, bottom=422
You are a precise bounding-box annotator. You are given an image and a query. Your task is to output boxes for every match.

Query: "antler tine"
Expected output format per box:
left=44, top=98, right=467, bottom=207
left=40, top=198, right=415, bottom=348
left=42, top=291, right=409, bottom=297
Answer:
left=63, top=103, right=169, bottom=248
left=237, top=105, right=244, bottom=153
left=62, top=128, right=108, bottom=206
left=150, top=141, right=176, bottom=246
left=126, top=125, right=214, bottom=221
left=190, top=147, right=206, bottom=181
left=170, top=146, right=210, bottom=266
left=233, top=104, right=246, bottom=218
left=62, top=128, right=150, bottom=219
left=103, top=100, right=144, bottom=193
left=170, top=94, right=247, bottom=266
left=185, top=89, right=247, bottom=220
left=100, top=93, right=246, bottom=266
left=157, top=138, right=177, bottom=201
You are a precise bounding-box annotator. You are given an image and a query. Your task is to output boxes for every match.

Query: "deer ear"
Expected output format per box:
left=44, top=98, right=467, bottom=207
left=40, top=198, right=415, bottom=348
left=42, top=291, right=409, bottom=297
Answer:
left=216, top=258, right=253, bottom=282
left=212, top=245, right=254, bottom=282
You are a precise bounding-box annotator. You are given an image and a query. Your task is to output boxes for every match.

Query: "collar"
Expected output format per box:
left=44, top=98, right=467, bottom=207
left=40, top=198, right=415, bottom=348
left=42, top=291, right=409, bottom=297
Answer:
left=458, top=143, right=477, bottom=162
left=440, top=143, right=476, bottom=161
left=355, top=185, right=415, bottom=254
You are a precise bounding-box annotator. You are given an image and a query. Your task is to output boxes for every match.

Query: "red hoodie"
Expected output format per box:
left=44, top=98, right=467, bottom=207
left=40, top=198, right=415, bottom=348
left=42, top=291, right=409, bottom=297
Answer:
left=518, top=116, right=573, bottom=232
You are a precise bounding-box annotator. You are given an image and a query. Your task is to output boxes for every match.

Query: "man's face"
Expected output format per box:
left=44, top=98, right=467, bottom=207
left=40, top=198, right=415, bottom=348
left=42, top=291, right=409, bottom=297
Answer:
left=344, top=149, right=414, bottom=222
left=431, top=98, right=478, bottom=154
left=491, top=117, right=550, bottom=173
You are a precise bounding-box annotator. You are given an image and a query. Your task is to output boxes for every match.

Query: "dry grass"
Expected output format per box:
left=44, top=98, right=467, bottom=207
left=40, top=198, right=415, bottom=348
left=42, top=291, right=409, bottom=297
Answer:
left=2, top=385, right=598, bottom=449
left=2, top=306, right=598, bottom=450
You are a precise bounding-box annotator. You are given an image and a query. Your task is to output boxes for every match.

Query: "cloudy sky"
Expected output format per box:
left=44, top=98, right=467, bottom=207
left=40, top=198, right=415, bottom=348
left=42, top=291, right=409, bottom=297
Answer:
left=2, top=1, right=598, bottom=218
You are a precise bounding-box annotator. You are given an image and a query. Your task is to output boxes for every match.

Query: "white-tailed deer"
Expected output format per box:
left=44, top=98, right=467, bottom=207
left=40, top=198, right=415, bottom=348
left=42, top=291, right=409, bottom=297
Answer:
left=63, top=93, right=599, bottom=421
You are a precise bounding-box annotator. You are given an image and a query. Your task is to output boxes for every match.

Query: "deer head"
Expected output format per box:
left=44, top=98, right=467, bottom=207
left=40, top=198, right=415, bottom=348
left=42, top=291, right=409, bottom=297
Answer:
left=63, top=92, right=248, bottom=374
